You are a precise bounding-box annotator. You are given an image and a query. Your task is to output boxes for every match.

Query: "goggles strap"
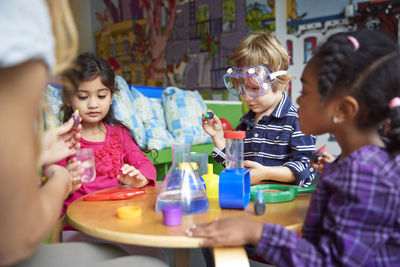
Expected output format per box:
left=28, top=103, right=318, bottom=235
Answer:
left=269, top=70, right=287, bottom=80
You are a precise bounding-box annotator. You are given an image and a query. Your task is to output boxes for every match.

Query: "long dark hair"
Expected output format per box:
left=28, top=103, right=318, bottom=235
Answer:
left=60, top=52, right=156, bottom=156
left=312, top=29, right=400, bottom=151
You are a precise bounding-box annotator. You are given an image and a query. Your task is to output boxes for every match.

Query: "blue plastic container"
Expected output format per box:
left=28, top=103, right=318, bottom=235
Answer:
left=219, top=168, right=250, bottom=209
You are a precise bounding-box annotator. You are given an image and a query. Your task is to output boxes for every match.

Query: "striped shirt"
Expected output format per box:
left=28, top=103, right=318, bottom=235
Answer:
left=212, top=93, right=316, bottom=186
left=255, top=145, right=400, bottom=266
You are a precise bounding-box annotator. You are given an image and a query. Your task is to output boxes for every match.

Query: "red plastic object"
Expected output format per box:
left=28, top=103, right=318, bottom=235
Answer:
left=224, top=130, right=246, bottom=139
left=317, top=144, right=326, bottom=153
left=83, top=188, right=146, bottom=201
left=220, top=117, right=234, bottom=131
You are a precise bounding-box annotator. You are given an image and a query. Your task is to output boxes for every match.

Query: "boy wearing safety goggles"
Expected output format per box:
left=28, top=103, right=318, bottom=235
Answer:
left=202, top=31, right=316, bottom=186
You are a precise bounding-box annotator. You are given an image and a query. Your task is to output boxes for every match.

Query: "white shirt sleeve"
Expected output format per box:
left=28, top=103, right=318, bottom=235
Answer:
left=0, top=0, right=55, bottom=72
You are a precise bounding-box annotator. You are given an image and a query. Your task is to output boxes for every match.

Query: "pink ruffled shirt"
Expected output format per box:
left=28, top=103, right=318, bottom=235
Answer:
left=59, top=123, right=156, bottom=215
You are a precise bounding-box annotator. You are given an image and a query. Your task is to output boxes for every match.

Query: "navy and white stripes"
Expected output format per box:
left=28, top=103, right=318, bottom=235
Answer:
left=212, top=93, right=316, bottom=186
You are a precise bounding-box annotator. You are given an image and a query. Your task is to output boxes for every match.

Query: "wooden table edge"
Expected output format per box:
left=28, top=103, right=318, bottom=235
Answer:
left=213, top=247, right=250, bottom=267
left=66, top=215, right=206, bottom=248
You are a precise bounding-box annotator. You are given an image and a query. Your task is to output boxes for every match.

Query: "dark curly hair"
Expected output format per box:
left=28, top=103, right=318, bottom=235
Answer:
left=311, top=29, right=400, bottom=151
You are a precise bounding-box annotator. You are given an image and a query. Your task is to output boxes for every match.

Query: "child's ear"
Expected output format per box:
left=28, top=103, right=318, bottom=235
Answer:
left=333, top=96, right=359, bottom=123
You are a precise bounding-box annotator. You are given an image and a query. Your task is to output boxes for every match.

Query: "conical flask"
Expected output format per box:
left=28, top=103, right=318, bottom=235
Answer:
left=155, top=143, right=209, bottom=215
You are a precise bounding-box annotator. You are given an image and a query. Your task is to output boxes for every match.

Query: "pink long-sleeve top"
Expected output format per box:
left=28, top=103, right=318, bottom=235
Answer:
left=59, top=123, right=156, bottom=215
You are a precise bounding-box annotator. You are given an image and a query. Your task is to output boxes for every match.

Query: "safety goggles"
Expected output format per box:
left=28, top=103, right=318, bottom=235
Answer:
left=223, top=65, right=287, bottom=98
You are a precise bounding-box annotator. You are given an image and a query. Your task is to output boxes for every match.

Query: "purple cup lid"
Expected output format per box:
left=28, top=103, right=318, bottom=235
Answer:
left=162, top=205, right=183, bottom=226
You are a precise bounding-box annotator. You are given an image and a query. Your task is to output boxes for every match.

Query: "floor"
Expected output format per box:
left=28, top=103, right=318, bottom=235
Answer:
left=163, top=248, right=274, bottom=267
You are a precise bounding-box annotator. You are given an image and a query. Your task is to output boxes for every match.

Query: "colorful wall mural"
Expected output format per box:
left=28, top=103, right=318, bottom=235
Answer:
left=90, top=0, right=399, bottom=156
left=91, top=0, right=375, bottom=89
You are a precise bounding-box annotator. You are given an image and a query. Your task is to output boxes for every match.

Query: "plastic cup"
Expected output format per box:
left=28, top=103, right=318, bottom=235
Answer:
left=76, top=148, right=96, bottom=183
left=162, top=205, right=183, bottom=226
left=190, top=152, right=208, bottom=175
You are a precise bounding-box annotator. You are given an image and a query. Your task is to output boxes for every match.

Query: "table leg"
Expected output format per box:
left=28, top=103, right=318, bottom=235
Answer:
left=174, top=248, right=190, bottom=267
left=212, top=247, right=250, bottom=267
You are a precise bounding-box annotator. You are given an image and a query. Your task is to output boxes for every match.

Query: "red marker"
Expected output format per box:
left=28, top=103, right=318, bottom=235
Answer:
left=83, top=188, right=146, bottom=201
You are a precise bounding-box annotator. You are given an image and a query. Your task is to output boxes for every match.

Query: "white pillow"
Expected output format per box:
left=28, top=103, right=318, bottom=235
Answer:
left=113, top=76, right=147, bottom=149
left=130, top=86, right=175, bottom=150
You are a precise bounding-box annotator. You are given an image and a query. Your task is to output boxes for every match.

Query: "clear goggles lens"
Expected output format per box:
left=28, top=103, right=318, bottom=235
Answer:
left=223, top=65, right=287, bottom=98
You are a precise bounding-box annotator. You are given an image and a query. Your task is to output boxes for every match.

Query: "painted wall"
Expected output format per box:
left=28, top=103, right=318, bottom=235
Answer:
left=72, top=0, right=398, bottom=157
left=278, top=1, right=356, bottom=157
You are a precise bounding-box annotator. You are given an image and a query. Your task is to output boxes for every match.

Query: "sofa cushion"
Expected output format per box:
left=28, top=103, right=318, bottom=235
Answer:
left=44, top=83, right=63, bottom=129
left=130, top=86, right=175, bottom=150
left=161, top=86, right=212, bottom=145
left=113, top=76, right=147, bottom=149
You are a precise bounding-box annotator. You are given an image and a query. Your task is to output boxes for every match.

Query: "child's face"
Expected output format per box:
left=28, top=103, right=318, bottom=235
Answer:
left=296, top=62, right=333, bottom=135
left=71, top=76, right=113, bottom=126
left=240, top=77, right=282, bottom=116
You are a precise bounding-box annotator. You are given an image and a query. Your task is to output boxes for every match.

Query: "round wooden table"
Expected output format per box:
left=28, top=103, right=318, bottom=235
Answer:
left=67, top=182, right=311, bottom=267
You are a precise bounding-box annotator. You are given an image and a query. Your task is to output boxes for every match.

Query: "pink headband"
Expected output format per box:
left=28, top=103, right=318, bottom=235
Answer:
left=347, top=36, right=360, bottom=50
left=389, top=97, right=400, bottom=110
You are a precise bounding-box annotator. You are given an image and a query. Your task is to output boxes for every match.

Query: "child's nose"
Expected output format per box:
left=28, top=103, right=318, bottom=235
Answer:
left=241, top=93, right=251, bottom=101
left=240, top=91, right=250, bottom=100
left=88, top=97, right=98, bottom=108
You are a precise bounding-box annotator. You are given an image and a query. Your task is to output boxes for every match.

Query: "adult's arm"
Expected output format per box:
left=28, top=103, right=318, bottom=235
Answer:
left=0, top=61, right=72, bottom=266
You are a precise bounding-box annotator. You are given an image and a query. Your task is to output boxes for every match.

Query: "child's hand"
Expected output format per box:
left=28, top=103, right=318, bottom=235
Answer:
left=202, top=110, right=225, bottom=149
left=202, top=110, right=223, bottom=136
left=65, top=157, right=83, bottom=193
left=243, top=160, right=267, bottom=184
left=117, top=164, right=149, bottom=188
left=185, top=217, right=263, bottom=247
left=310, top=151, right=336, bottom=173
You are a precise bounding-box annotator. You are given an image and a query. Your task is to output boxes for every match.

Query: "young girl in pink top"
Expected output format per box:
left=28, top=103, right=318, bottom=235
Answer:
left=57, top=53, right=168, bottom=263
left=58, top=52, right=156, bottom=213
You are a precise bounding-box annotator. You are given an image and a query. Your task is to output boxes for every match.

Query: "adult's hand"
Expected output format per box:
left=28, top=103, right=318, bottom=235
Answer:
left=43, top=164, right=74, bottom=199
left=39, top=116, right=81, bottom=166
